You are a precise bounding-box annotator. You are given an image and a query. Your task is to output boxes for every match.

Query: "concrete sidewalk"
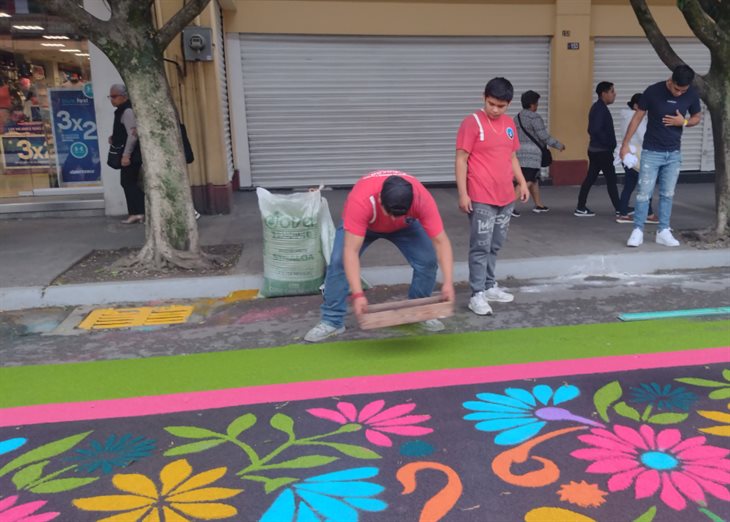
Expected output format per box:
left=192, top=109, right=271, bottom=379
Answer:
left=1, top=182, right=727, bottom=311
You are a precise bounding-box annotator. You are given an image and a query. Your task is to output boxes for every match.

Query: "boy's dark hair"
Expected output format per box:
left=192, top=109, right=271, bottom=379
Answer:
left=484, top=77, right=514, bottom=102
left=521, top=90, right=540, bottom=109
left=627, top=92, right=642, bottom=109
left=595, top=81, right=614, bottom=96
left=672, top=64, right=695, bottom=87
left=380, top=176, right=413, bottom=217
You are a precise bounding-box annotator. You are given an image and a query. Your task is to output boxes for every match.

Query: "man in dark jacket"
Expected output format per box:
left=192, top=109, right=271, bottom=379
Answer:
left=574, top=81, right=621, bottom=217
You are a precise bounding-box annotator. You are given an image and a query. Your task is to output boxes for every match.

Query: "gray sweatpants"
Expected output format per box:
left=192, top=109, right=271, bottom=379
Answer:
left=468, top=201, right=513, bottom=295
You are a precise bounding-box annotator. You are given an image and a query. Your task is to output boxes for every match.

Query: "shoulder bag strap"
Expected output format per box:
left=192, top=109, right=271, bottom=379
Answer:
left=517, top=114, right=543, bottom=148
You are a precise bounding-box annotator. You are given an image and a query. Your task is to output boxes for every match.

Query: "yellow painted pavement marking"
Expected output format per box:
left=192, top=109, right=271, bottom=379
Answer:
left=78, top=306, right=194, bottom=330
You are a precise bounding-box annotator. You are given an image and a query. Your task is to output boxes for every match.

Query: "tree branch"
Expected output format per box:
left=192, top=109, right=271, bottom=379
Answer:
left=628, top=0, right=708, bottom=95
left=679, top=0, right=724, bottom=49
left=44, top=0, right=110, bottom=42
left=695, top=0, right=721, bottom=23
left=155, top=0, right=213, bottom=50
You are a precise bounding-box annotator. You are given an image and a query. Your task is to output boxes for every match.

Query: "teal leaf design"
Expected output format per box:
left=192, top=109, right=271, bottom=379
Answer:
left=11, top=460, right=48, bottom=490
left=261, top=455, right=338, bottom=470
left=0, top=431, right=92, bottom=478
left=614, top=401, right=641, bottom=421
left=164, top=426, right=223, bottom=439
left=633, top=505, right=656, bottom=522
left=163, top=439, right=226, bottom=456
left=594, top=381, right=622, bottom=422
left=320, top=443, right=381, bottom=460
left=709, top=388, right=730, bottom=400
left=227, top=413, right=257, bottom=438
left=28, top=476, right=98, bottom=493
left=675, top=378, right=726, bottom=388
left=646, top=412, right=689, bottom=425
left=270, top=414, right=295, bottom=437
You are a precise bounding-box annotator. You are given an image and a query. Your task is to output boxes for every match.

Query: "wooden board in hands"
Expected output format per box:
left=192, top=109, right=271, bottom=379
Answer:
left=357, top=295, right=454, bottom=330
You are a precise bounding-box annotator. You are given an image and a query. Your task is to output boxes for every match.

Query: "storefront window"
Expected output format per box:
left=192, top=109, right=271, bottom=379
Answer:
left=0, top=0, right=100, bottom=198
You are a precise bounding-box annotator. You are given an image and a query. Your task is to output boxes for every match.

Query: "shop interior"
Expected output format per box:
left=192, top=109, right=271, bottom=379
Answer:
left=0, top=1, right=97, bottom=199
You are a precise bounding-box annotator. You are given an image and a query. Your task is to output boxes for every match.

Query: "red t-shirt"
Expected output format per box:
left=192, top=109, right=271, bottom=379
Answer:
left=343, top=170, right=444, bottom=238
left=456, top=111, right=520, bottom=206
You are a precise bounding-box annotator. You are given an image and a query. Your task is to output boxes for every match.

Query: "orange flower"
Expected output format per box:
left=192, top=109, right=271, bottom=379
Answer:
left=557, top=480, right=608, bottom=508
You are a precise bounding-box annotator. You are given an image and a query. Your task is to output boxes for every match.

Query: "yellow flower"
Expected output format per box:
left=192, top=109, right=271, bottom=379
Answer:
left=697, top=408, right=730, bottom=436
left=557, top=480, right=607, bottom=508
left=73, top=459, right=243, bottom=521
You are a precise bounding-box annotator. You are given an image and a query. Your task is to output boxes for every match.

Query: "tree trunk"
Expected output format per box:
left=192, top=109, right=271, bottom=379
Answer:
left=116, top=45, right=209, bottom=269
left=704, top=74, right=730, bottom=237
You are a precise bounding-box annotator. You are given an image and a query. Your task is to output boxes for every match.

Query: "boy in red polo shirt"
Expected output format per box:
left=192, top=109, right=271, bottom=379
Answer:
left=456, top=77, right=529, bottom=316
left=304, top=171, right=455, bottom=342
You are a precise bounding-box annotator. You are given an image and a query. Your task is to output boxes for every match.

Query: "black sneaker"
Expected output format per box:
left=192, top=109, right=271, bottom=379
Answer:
left=574, top=208, right=596, bottom=217
left=511, top=209, right=521, bottom=218
left=532, top=206, right=550, bottom=213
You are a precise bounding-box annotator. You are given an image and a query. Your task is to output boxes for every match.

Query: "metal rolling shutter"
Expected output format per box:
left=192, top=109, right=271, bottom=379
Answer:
left=215, top=1, right=235, bottom=181
left=237, top=35, right=551, bottom=188
left=593, top=38, right=712, bottom=172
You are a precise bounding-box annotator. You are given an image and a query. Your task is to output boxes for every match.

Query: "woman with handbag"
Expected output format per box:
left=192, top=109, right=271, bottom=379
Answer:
left=108, top=84, right=144, bottom=224
left=515, top=90, right=565, bottom=214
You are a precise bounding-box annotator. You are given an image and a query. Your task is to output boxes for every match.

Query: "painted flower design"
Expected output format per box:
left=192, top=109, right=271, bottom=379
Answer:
left=463, top=384, right=603, bottom=445
left=65, top=434, right=156, bottom=474
left=628, top=383, right=698, bottom=411
left=0, top=438, right=27, bottom=457
left=557, top=480, right=608, bottom=508
left=72, top=458, right=242, bottom=520
left=0, top=495, right=59, bottom=522
left=260, top=467, right=387, bottom=521
left=307, top=400, right=432, bottom=447
left=571, top=424, right=730, bottom=510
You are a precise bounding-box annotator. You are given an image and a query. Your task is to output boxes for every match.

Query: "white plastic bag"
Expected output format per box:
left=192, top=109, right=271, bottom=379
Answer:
left=319, top=196, right=336, bottom=265
left=257, top=187, right=329, bottom=297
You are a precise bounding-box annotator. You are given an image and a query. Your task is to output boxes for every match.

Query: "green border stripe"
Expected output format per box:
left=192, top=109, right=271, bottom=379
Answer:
left=2, top=319, right=729, bottom=408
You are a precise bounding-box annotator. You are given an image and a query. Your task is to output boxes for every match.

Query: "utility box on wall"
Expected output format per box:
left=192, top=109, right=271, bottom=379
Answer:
left=182, top=27, right=213, bottom=61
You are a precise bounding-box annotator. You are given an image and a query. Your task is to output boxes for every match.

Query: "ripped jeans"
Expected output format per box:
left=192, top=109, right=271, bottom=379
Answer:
left=468, top=202, right=513, bottom=295
left=633, top=149, right=682, bottom=232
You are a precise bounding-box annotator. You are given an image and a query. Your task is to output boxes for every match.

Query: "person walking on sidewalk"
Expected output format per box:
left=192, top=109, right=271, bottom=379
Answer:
left=455, top=77, right=529, bottom=317
left=108, top=84, right=144, bottom=224
left=515, top=90, right=565, bottom=214
left=304, top=171, right=455, bottom=343
left=575, top=81, right=621, bottom=217
left=615, top=93, right=657, bottom=225
left=622, top=65, right=702, bottom=248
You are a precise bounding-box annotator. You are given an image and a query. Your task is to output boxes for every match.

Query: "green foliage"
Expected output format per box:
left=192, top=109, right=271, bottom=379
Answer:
left=0, top=431, right=92, bottom=478
left=164, top=439, right=226, bottom=456
left=594, top=381, right=623, bottom=422
left=633, top=505, right=656, bottom=522
left=227, top=413, right=257, bottom=438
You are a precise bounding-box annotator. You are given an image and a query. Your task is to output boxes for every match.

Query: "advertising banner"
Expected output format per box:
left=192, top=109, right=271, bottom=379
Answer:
left=0, top=135, right=50, bottom=169
left=49, top=85, right=101, bottom=184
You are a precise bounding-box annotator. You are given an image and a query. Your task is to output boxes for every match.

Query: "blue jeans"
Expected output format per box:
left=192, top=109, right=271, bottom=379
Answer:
left=633, top=150, right=681, bottom=232
left=618, top=167, right=653, bottom=216
left=320, top=223, right=437, bottom=328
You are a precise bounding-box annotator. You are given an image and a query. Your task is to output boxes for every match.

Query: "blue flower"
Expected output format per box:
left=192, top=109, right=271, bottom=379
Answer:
left=463, top=384, right=603, bottom=445
left=628, top=383, right=698, bottom=412
left=65, top=434, right=156, bottom=474
left=260, top=467, right=388, bottom=522
left=0, top=437, right=27, bottom=456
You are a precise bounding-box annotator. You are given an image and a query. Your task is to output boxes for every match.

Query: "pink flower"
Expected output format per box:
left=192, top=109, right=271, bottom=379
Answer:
left=307, top=400, right=433, bottom=447
left=571, top=424, right=730, bottom=511
left=0, top=495, right=59, bottom=522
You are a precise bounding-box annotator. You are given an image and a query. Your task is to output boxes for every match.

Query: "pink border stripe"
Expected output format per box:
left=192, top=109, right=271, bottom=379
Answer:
left=3, top=347, right=729, bottom=427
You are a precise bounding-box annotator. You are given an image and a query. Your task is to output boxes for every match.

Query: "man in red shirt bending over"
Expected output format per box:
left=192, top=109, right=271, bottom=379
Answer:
left=304, top=171, right=455, bottom=343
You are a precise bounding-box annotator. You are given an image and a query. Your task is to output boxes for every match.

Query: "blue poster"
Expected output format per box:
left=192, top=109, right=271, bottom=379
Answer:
left=1, top=135, right=50, bottom=169
left=49, top=86, right=101, bottom=184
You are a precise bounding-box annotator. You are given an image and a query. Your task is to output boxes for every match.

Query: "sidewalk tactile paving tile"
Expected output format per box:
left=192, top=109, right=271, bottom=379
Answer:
left=78, top=306, right=193, bottom=330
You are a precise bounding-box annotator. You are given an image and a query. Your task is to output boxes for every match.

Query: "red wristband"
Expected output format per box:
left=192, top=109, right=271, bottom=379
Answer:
left=349, top=291, right=365, bottom=301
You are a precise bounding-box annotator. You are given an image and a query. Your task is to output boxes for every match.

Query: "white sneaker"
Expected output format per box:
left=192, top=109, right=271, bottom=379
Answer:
left=420, top=319, right=445, bottom=332
left=468, top=292, right=493, bottom=316
left=194, top=210, right=201, bottom=220
left=656, top=229, right=680, bottom=247
left=627, top=228, right=643, bottom=247
left=304, top=322, right=345, bottom=342
left=484, top=285, right=514, bottom=303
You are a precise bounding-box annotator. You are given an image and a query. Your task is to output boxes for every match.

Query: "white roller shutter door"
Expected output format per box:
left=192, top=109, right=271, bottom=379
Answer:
left=593, top=38, right=712, bottom=172
left=236, top=35, right=551, bottom=188
left=214, top=2, right=235, bottom=181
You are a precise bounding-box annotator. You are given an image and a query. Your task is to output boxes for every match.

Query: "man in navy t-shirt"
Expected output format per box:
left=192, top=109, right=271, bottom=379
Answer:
left=620, top=64, right=701, bottom=248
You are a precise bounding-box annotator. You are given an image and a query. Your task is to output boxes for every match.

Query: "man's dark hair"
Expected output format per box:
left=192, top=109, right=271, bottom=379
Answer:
left=484, top=77, right=514, bottom=102
left=672, top=64, right=695, bottom=87
left=627, top=92, right=642, bottom=109
left=380, top=175, right=413, bottom=217
left=595, top=81, right=614, bottom=96
left=521, top=90, right=540, bottom=109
